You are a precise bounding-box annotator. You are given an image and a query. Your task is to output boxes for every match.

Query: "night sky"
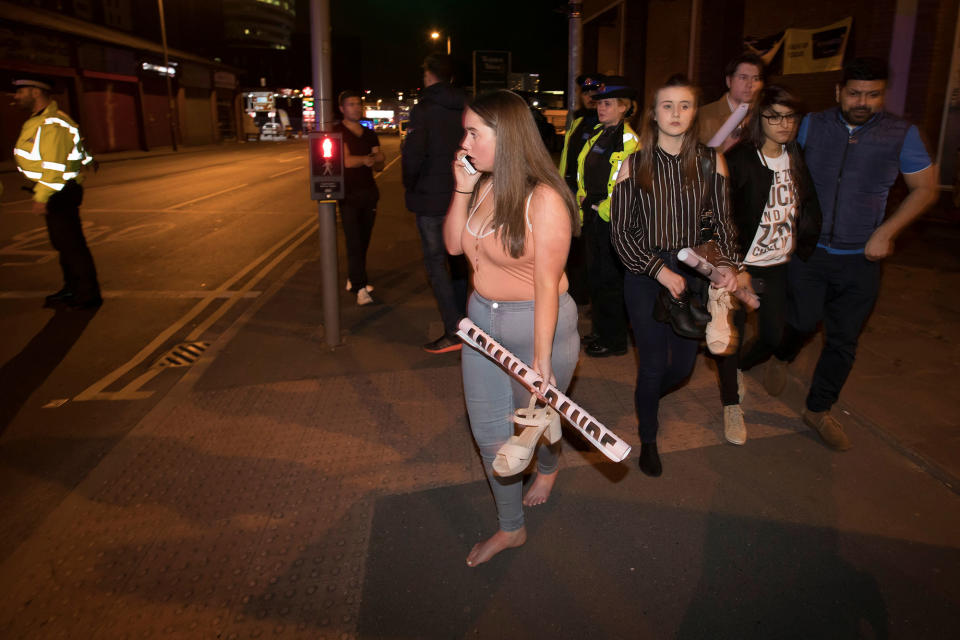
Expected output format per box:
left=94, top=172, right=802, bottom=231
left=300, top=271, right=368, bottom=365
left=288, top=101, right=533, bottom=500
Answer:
left=322, top=0, right=571, bottom=97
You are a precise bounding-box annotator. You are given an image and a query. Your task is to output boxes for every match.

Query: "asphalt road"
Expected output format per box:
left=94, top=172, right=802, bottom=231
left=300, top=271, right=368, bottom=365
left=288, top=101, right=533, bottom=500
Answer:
left=0, top=137, right=402, bottom=559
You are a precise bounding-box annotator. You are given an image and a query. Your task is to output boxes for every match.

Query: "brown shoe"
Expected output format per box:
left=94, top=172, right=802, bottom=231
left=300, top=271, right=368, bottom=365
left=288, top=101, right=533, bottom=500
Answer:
left=763, top=358, right=788, bottom=397
left=802, top=409, right=852, bottom=451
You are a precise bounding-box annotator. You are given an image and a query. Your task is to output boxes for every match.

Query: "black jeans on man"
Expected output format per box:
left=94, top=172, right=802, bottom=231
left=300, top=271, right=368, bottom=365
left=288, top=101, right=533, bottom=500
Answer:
left=415, top=215, right=467, bottom=337
left=775, top=249, right=882, bottom=413
left=44, top=180, right=100, bottom=304
left=340, top=197, right=377, bottom=292
left=582, top=211, right=627, bottom=350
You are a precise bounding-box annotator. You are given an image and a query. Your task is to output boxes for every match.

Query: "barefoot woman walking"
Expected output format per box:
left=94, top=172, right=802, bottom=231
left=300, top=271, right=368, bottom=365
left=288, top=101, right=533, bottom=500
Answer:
left=444, top=90, right=580, bottom=567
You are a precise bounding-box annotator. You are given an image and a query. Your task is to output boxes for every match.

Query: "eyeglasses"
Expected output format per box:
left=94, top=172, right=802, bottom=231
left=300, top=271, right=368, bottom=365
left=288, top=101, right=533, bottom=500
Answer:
left=761, top=112, right=800, bottom=125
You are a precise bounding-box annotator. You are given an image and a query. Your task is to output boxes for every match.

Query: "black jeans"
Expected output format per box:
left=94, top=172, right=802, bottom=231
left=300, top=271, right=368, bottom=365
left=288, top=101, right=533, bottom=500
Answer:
left=44, top=181, right=100, bottom=303
left=582, top=211, right=627, bottom=349
left=339, top=197, right=377, bottom=291
left=624, top=256, right=703, bottom=443
left=775, top=249, right=881, bottom=413
left=717, top=262, right=789, bottom=405
left=415, top=215, right=468, bottom=337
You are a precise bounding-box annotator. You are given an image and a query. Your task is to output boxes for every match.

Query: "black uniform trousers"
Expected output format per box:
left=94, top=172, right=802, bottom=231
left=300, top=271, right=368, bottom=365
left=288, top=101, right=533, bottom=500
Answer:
left=582, top=209, right=628, bottom=350
left=44, top=180, right=100, bottom=303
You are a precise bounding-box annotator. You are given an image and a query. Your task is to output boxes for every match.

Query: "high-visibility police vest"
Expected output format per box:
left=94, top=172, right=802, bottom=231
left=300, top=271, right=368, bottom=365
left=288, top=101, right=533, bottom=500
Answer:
left=14, top=100, right=94, bottom=203
left=575, top=121, right=639, bottom=222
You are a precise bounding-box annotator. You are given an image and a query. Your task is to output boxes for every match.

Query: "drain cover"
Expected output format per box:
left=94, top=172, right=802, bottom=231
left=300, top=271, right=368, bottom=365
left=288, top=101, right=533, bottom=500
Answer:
left=156, top=341, right=210, bottom=367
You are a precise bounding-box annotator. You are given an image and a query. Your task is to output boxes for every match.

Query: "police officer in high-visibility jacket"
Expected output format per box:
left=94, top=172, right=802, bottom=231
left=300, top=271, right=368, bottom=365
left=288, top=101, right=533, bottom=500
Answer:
left=13, top=78, right=101, bottom=309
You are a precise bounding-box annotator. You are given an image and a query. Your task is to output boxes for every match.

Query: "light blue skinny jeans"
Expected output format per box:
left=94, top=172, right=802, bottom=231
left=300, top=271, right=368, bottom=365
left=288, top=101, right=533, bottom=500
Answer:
left=461, top=291, right=580, bottom=532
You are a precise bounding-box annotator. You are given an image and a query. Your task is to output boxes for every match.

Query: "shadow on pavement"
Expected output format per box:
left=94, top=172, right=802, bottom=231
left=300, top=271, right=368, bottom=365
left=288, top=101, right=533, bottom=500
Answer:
left=357, top=439, right=960, bottom=640
left=0, top=306, right=96, bottom=435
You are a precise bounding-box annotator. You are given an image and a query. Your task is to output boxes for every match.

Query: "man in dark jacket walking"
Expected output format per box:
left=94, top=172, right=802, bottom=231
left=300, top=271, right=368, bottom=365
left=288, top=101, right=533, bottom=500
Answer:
left=402, top=54, right=468, bottom=353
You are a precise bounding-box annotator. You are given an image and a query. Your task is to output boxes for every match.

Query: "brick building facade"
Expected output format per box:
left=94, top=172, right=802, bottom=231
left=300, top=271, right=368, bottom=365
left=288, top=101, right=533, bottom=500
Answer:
left=580, top=0, right=959, bottom=184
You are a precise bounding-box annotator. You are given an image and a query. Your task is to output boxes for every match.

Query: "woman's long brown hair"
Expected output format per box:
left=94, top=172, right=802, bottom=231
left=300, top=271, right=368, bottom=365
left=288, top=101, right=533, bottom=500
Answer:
left=634, top=74, right=701, bottom=193
left=468, top=90, right=580, bottom=259
left=741, top=84, right=809, bottom=204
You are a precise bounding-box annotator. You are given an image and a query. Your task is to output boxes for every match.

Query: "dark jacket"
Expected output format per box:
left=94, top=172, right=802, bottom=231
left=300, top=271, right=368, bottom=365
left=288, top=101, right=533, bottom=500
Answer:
left=402, top=82, right=466, bottom=216
left=802, top=107, right=911, bottom=249
left=725, top=141, right=822, bottom=262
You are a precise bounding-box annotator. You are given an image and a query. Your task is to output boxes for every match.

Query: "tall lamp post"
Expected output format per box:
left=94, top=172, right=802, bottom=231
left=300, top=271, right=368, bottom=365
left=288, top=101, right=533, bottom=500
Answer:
left=430, top=30, right=451, bottom=54
left=157, top=0, right=178, bottom=151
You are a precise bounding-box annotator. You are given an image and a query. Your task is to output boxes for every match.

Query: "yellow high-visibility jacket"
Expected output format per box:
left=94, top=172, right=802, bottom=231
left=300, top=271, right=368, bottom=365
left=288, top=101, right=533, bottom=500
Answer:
left=14, top=101, right=94, bottom=203
left=576, top=121, right=639, bottom=222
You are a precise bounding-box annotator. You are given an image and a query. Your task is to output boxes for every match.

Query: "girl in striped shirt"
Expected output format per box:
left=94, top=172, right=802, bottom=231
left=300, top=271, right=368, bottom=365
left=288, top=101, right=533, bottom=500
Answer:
left=610, top=74, right=740, bottom=477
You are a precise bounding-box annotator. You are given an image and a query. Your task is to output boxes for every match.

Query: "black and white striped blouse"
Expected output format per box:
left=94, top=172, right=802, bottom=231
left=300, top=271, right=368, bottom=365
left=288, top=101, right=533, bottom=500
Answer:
left=610, top=145, right=739, bottom=278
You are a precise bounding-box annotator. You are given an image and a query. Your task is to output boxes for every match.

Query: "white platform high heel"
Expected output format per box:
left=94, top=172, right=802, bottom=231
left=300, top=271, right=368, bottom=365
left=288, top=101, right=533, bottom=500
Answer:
left=493, top=395, right=562, bottom=477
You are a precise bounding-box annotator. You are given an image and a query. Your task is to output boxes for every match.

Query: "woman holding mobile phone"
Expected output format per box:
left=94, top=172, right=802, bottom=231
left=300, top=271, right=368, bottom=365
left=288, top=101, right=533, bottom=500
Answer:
left=609, top=74, right=739, bottom=477
left=443, top=90, right=580, bottom=567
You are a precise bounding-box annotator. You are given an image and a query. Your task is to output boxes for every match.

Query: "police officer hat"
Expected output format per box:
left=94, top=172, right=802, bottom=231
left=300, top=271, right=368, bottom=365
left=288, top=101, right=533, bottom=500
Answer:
left=576, top=74, right=605, bottom=91
left=593, top=76, right=637, bottom=100
left=13, top=77, right=53, bottom=92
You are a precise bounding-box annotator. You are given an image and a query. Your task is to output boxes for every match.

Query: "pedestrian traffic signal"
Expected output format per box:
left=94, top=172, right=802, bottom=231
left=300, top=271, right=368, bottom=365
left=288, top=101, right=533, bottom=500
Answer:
left=309, top=132, right=344, bottom=200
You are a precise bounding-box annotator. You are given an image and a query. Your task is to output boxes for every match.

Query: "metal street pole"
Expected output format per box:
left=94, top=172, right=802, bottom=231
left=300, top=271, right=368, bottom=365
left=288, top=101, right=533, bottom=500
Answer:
left=310, top=0, right=341, bottom=347
left=157, top=0, right=178, bottom=151
left=567, top=2, right=582, bottom=124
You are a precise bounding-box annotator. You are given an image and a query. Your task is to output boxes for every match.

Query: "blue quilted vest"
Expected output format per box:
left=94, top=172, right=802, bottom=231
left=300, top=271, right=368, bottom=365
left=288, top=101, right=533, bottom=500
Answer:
left=803, top=108, right=911, bottom=250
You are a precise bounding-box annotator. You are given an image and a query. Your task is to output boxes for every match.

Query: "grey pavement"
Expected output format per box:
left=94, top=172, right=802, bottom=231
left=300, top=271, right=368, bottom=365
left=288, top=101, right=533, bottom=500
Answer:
left=1, top=156, right=958, bottom=638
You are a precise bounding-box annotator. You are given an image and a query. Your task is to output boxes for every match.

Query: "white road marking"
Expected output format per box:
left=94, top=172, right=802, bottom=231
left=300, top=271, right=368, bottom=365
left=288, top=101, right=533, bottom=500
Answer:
left=106, top=225, right=315, bottom=399
left=268, top=167, right=304, bottom=178
left=373, top=154, right=401, bottom=178
left=163, top=183, right=249, bottom=210
left=0, top=290, right=261, bottom=299
left=276, top=155, right=304, bottom=163
left=68, top=148, right=398, bottom=401
left=73, top=216, right=316, bottom=401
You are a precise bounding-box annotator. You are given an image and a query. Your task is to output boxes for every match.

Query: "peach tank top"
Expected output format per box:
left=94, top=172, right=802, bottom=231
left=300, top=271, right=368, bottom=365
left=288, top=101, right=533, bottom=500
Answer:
left=462, top=184, right=564, bottom=301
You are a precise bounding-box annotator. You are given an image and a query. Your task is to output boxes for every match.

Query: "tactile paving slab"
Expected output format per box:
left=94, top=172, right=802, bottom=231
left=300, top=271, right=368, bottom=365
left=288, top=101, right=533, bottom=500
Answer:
left=0, top=354, right=807, bottom=638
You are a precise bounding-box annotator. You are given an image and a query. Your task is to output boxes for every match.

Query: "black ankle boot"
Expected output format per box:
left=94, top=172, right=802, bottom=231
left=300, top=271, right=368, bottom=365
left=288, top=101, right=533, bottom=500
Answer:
left=638, top=442, right=662, bottom=477
left=653, top=289, right=705, bottom=339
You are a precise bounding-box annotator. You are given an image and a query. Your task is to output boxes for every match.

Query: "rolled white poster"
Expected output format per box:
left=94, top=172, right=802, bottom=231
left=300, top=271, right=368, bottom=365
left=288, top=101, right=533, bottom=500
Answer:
left=706, top=103, right=750, bottom=148
left=456, top=318, right=632, bottom=463
left=677, top=247, right=760, bottom=310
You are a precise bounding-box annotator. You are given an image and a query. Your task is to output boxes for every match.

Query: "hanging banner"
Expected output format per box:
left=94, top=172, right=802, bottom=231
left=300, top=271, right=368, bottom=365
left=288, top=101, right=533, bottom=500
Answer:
left=783, top=17, right=853, bottom=75
left=744, top=30, right=785, bottom=66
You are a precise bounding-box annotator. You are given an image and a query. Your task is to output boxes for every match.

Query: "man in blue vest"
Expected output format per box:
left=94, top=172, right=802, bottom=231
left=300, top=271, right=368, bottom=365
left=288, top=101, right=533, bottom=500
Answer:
left=765, top=58, right=937, bottom=450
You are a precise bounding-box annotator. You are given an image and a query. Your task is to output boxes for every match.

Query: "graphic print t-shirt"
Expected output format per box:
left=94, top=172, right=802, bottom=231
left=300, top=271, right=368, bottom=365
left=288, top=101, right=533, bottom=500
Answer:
left=744, top=150, right=796, bottom=266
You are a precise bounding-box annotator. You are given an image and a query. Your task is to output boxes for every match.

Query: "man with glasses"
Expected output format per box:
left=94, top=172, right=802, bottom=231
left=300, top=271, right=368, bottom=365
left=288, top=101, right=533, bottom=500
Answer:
left=699, top=53, right=765, bottom=152
left=766, top=57, right=937, bottom=451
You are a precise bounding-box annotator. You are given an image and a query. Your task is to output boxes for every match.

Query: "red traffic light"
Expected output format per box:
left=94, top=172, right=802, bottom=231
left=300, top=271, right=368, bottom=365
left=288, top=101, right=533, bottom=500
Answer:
left=322, top=137, right=333, bottom=158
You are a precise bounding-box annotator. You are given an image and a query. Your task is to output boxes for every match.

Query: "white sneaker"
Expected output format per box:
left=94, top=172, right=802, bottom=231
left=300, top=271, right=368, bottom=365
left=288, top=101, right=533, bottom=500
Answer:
left=723, top=404, right=747, bottom=445
left=357, top=289, right=374, bottom=305
left=345, top=279, right=374, bottom=293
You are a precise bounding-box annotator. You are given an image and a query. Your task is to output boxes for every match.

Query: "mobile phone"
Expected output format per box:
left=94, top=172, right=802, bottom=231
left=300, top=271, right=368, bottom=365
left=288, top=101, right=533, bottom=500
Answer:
left=461, top=155, right=477, bottom=175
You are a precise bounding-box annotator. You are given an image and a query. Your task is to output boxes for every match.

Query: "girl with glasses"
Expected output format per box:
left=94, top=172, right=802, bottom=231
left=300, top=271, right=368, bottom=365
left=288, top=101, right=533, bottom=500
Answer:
left=714, top=85, right=822, bottom=444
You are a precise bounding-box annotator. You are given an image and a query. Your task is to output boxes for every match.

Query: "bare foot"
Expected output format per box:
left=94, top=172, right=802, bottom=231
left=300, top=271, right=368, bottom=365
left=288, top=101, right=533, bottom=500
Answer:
left=465, top=527, right=527, bottom=567
left=522, top=470, right=558, bottom=507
